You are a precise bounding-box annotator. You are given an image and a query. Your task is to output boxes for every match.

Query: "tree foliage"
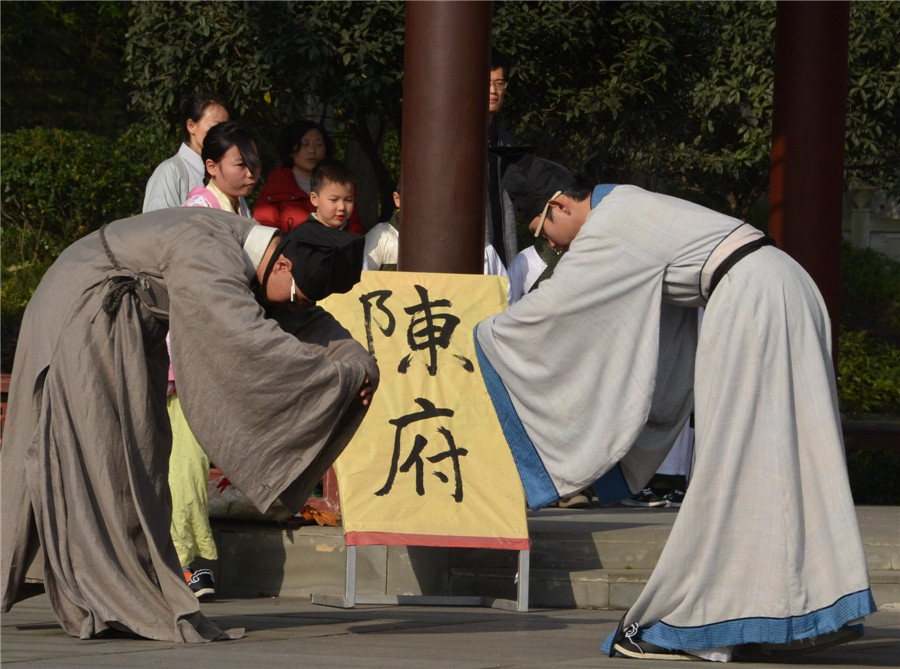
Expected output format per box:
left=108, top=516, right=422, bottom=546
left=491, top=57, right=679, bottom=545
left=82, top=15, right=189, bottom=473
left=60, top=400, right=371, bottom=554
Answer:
left=119, top=1, right=899, bottom=221
left=845, top=1, right=900, bottom=192
left=494, top=1, right=898, bottom=217
left=124, top=1, right=405, bottom=216
left=0, top=1, right=133, bottom=133
left=3, top=2, right=898, bottom=231
left=0, top=125, right=171, bottom=371
left=495, top=1, right=774, bottom=217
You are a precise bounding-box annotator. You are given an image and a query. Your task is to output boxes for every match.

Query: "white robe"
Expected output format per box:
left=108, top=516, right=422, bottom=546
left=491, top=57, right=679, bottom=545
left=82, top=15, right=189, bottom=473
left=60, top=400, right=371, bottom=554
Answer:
left=143, top=143, right=205, bottom=212
left=474, top=185, right=874, bottom=655
left=507, top=245, right=547, bottom=304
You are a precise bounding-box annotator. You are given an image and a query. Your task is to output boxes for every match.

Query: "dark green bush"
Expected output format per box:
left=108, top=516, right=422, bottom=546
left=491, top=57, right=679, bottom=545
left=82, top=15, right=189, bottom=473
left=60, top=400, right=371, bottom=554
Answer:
left=836, top=244, right=900, bottom=419
left=1, top=125, right=171, bottom=262
left=846, top=451, right=900, bottom=505
left=1, top=124, right=173, bottom=370
left=837, top=330, right=900, bottom=417
left=840, top=242, right=900, bottom=347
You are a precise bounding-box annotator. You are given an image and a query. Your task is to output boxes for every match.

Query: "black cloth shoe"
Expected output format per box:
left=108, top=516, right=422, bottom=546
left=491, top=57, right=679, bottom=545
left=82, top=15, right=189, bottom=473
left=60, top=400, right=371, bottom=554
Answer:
left=610, top=621, right=694, bottom=661
left=186, top=568, right=216, bottom=600
left=613, top=639, right=695, bottom=661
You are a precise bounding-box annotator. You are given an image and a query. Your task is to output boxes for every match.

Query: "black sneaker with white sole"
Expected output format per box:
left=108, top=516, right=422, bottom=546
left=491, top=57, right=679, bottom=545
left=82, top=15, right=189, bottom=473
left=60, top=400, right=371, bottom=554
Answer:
left=662, top=489, right=686, bottom=508
left=621, top=488, right=667, bottom=508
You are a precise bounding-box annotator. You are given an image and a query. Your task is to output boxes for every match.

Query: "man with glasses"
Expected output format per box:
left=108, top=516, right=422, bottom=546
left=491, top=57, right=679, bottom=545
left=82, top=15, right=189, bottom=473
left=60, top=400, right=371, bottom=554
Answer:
left=474, top=154, right=874, bottom=662
left=486, top=49, right=519, bottom=269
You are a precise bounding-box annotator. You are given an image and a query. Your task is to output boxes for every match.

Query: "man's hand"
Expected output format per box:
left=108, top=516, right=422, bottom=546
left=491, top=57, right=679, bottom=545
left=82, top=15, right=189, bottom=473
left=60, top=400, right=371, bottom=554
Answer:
left=359, top=375, right=375, bottom=406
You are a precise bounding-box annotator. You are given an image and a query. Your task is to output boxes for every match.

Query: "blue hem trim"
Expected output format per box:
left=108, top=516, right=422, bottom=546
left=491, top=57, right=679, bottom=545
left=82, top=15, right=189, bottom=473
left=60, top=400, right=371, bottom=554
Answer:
left=473, top=326, right=557, bottom=510
left=601, top=589, right=876, bottom=653
left=591, top=184, right=616, bottom=208
left=592, top=465, right=630, bottom=505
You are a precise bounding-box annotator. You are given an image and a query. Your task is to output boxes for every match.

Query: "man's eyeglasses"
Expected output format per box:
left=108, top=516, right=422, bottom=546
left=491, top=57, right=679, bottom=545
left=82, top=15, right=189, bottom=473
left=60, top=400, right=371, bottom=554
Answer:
left=489, top=79, right=508, bottom=91
left=533, top=190, right=563, bottom=238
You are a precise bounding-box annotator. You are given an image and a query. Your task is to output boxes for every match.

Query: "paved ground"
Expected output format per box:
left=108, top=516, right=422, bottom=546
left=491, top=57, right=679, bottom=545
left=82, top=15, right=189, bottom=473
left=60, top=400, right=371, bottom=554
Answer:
left=2, top=594, right=897, bottom=668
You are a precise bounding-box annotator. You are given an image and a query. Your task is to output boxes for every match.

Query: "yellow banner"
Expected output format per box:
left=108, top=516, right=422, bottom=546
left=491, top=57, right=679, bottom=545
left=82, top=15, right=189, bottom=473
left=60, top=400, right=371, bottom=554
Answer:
left=322, top=272, right=528, bottom=549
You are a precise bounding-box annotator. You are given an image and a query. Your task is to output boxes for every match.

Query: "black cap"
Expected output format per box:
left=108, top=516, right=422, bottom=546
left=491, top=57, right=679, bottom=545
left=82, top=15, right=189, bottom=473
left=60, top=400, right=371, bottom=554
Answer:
left=497, top=152, right=576, bottom=222
left=277, top=223, right=364, bottom=301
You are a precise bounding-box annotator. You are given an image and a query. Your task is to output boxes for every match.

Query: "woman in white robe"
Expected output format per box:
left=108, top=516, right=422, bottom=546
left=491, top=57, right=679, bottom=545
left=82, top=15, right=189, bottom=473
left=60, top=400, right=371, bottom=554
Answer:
left=143, top=93, right=229, bottom=212
left=474, top=156, right=874, bottom=660
left=1, top=209, right=376, bottom=642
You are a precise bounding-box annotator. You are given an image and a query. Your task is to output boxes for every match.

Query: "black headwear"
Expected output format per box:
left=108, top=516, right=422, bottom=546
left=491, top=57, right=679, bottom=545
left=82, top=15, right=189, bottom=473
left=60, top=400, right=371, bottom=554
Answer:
left=494, top=151, right=576, bottom=222
left=261, top=223, right=364, bottom=302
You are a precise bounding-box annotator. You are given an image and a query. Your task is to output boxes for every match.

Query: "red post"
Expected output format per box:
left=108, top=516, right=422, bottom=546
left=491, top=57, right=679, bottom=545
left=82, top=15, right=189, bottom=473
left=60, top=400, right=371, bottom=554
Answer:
left=768, top=1, right=850, bottom=356
left=399, top=1, right=492, bottom=273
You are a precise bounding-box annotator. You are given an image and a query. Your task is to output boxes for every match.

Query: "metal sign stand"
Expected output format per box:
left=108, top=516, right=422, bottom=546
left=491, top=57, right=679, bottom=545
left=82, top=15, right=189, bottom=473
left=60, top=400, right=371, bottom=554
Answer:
left=311, top=541, right=530, bottom=612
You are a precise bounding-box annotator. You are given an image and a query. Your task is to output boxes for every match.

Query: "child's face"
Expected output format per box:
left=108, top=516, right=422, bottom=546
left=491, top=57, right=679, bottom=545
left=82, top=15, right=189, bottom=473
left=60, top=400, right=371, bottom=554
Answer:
left=310, top=180, right=355, bottom=229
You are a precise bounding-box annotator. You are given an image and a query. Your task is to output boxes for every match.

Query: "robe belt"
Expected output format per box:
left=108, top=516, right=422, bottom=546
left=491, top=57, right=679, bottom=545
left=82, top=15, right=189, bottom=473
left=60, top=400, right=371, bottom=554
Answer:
left=98, top=224, right=169, bottom=318
left=700, top=223, right=776, bottom=301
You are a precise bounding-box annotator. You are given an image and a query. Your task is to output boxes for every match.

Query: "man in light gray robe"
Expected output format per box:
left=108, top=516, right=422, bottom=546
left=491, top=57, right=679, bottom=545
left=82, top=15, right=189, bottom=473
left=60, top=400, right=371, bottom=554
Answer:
left=1, top=208, right=378, bottom=642
left=474, top=155, right=874, bottom=661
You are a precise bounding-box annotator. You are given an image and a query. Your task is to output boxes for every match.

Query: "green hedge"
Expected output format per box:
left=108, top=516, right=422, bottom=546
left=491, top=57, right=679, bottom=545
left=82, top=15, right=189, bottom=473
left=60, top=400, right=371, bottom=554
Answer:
left=1, top=125, right=172, bottom=368
left=1, top=125, right=170, bottom=261
left=840, top=243, right=900, bottom=347
left=838, top=330, right=900, bottom=417
left=837, top=244, right=900, bottom=419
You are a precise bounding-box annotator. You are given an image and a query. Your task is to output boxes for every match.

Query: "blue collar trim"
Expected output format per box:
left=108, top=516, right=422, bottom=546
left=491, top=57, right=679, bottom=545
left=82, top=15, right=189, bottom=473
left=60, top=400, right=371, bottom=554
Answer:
left=591, top=184, right=616, bottom=208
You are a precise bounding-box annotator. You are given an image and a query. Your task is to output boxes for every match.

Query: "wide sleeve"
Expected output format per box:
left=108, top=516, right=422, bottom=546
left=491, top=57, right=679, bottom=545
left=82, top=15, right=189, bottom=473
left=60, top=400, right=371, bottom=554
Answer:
left=164, top=223, right=376, bottom=512
left=474, top=212, right=674, bottom=498
left=616, top=302, right=696, bottom=490
left=273, top=305, right=380, bottom=389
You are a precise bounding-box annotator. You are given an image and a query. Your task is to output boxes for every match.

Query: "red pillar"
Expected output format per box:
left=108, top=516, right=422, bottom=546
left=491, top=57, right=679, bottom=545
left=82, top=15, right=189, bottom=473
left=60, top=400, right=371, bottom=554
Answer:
left=399, top=1, right=492, bottom=273
left=768, top=1, right=850, bottom=354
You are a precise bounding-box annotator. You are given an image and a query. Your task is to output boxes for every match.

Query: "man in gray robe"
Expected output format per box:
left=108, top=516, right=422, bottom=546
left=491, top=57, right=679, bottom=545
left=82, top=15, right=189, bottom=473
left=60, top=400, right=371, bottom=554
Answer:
left=474, top=155, right=875, bottom=661
left=1, top=209, right=378, bottom=642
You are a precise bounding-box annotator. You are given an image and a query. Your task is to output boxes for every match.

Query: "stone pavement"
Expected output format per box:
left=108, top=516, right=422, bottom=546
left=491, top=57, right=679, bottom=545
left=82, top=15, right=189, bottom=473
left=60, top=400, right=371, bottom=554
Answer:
left=2, top=593, right=898, bottom=668
left=2, top=505, right=898, bottom=667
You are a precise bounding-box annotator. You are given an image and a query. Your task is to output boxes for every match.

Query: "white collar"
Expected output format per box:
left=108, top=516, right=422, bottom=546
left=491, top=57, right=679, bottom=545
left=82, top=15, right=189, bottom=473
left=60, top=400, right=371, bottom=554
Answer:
left=177, top=142, right=204, bottom=172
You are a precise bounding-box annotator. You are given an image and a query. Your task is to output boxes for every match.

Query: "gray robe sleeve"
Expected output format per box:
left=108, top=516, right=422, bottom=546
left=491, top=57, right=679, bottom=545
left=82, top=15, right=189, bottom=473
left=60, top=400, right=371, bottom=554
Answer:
left=164, top=225, right=377, bottom=513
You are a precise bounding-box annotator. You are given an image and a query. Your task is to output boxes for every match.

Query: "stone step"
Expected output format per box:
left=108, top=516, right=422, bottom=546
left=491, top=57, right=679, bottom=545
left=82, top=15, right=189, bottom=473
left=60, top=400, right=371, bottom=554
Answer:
left=204, top=505, right=900, bottom=610
left=450, top=567, right=900, bottom=611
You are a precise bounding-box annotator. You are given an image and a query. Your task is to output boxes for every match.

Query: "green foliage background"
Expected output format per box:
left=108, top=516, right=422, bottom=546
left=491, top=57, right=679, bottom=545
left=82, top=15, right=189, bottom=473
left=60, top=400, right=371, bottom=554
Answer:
left=837, top=244, right=900, bottom=419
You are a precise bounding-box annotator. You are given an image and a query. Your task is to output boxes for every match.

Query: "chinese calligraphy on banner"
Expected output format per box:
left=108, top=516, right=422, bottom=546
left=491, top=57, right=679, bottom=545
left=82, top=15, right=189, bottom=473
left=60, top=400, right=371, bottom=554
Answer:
left=321, top=271, right=529, bottom=550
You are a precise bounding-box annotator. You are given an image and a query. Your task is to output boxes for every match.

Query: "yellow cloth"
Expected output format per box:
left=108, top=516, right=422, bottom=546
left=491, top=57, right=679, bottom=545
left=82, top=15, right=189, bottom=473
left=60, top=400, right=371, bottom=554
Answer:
left=167, top=394, right=218, bottom=566
left=323, top=271, right=528, bottom=547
